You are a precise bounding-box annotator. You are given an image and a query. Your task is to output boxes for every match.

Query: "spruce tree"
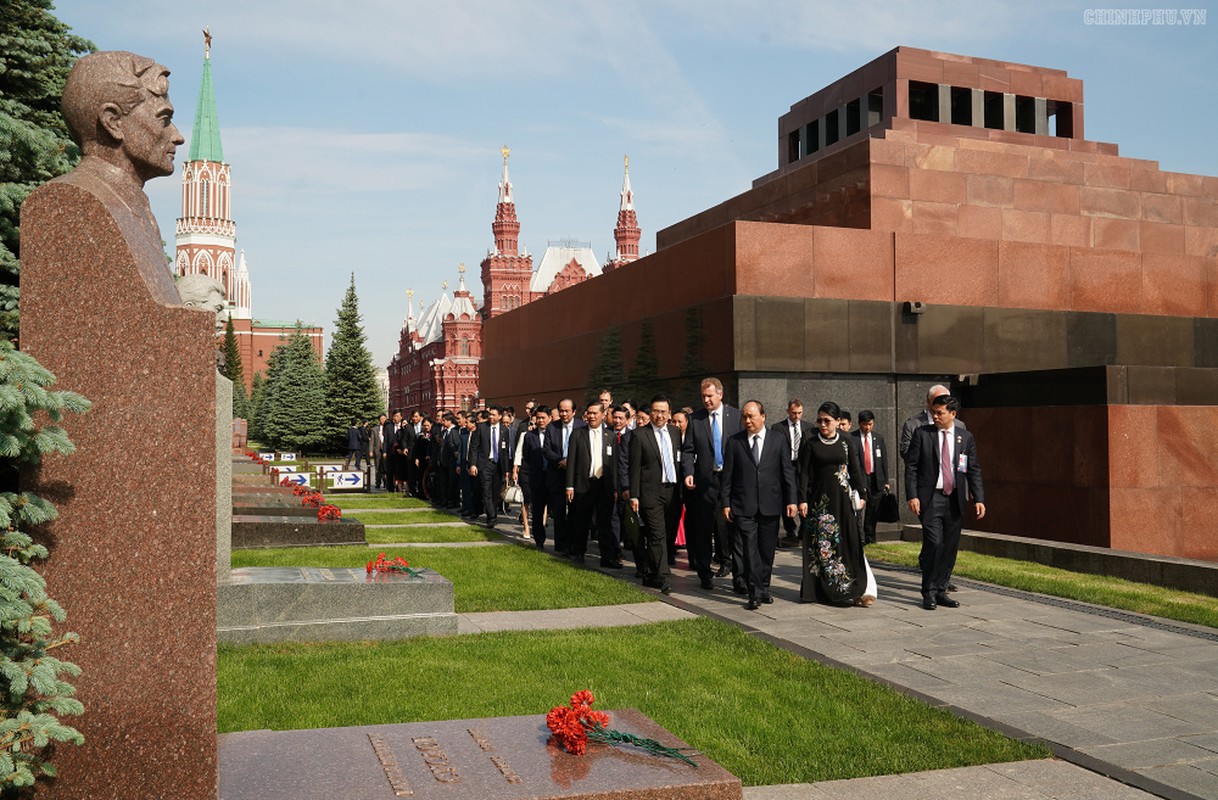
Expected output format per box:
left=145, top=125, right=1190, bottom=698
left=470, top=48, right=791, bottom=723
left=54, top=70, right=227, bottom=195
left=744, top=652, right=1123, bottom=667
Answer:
left=586, top=326, right=625, bottom=405
left=219, top=317, right=248, bottom=418
left=627, top=318, right=666, bottom=403
left=0, top=4, right=92, bottom=791
left=0, top=0, right=93, bottom=340
left=323, top=275, right=381, bottom=451
left=259, top=324, right=327, bottom=452
left=246, top=372, right=266, bottom=442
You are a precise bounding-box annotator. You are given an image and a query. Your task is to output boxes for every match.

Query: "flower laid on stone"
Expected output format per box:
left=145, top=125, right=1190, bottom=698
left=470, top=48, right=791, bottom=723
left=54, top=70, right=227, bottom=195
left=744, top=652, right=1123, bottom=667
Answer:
left=365, top=552, right=421, bottom=576
left=545, top=690, right=697, bottom=766
left=317, top=503, right=341, bottom=522
left=279, top=476, right=294, bottom=487
left=301, top=491, right=325, bottom=508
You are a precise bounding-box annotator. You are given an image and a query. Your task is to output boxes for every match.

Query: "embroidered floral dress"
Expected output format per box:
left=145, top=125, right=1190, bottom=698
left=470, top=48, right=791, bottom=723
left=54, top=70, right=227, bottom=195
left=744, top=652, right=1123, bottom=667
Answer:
left=798, top=434, right=868, bottom=604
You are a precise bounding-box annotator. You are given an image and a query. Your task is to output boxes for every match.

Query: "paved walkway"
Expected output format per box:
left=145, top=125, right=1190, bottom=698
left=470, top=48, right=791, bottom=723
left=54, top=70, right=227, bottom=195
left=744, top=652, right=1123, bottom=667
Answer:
left=474, top=516, right=1217, bottom=800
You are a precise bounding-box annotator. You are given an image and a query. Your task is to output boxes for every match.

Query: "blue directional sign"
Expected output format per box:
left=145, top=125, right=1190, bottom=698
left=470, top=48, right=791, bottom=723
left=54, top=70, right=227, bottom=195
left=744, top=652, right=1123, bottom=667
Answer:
left=326, top=471, right=365, bottom=491
left=282, top=473, right=310, bottom=487
left=272, top=465, right=297, bottom=473
left=280, top=452, right=298, bottom=461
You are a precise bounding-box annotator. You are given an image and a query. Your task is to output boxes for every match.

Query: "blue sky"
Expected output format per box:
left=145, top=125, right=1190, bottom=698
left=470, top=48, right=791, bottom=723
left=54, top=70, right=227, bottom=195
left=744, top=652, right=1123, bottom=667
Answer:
left=51, top=1, right=1217, bottom=369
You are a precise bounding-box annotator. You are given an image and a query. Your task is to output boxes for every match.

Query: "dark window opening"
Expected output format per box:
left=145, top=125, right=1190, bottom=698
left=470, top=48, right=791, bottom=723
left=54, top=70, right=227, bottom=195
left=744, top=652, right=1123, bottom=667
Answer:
left=824, top=109, right=840, bottom=145
left=1048, top=100, right=1074, bottom=138
left=1014, top=95, right=1036, bottom=133
left=787, top=130, right=800, bottom=163
left=950, top=86, right=973, bottom=125
left=908, top=81, right=938, bottom=121
left=983, top=91, right=1005, bottom=129
left=867, top=88, right=884, bottom=127
left=805, top=120, right=819, bottom=155
left=845, top=98, right=861, bottom=136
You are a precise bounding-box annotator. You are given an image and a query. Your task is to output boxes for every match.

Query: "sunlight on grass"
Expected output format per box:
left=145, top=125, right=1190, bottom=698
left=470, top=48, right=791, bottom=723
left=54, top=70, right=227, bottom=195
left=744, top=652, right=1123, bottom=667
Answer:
left=232, top=544, right=653, bottom=612
left=868, top=542, right=1218, bottom=628
left=218, top=618, right=1047, bottom=785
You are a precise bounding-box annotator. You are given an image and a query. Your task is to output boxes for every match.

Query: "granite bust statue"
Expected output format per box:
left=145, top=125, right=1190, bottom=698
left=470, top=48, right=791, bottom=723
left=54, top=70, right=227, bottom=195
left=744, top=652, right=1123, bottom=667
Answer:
left=177, top=274, right=228, bottom=333
left=53, top=51, right=185, bottom=306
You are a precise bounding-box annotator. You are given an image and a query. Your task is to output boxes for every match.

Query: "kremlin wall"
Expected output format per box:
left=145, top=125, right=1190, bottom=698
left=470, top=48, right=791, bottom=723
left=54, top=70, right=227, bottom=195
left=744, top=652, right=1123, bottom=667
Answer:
left=476, top=46, right=1218, bottom=561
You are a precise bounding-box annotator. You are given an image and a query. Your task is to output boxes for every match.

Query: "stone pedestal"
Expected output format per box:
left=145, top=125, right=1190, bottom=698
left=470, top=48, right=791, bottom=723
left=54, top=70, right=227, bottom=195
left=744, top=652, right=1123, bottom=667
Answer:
left=218, top=374, right=233, bottom=582
left=218, top=709, right=741, bottom=799
left=217, top=567, right=457, bottom=643
left=21, top=170, right=218, bottom=795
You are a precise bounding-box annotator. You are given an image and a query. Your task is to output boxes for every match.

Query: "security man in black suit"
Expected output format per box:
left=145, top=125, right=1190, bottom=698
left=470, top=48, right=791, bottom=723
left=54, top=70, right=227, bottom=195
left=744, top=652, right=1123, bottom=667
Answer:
left=852, top=409, right=889, bottom=545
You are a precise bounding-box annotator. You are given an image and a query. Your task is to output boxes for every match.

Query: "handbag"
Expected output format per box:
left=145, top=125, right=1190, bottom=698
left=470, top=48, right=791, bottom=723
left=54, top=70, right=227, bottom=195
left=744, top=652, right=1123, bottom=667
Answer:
left=623, top=506, right=641, bottom=549
left=504, top=483, right=523, bottom=505
left=877, top=490, right=900, bottom=523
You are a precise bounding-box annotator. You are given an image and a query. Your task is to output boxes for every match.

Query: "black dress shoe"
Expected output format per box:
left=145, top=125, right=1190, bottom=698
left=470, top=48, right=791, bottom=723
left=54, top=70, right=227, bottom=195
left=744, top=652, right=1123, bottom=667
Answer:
left=947, top=583, right=958, bottom=593
left=600, top=560, right=624, bottom=569
left=715, top=565, right=730, bottom=578
left=660, top=583, right=672, bottom=595
left=732, top=586, right=748, bottom=595
left=760, top=594, right=774, bottom=604
left=935, top=594, right=960, bottom=608
left=700, top=578, right=714, bottom=590
left=922, top=596, right=937, bottom=610
left=744, top=598, right=760, bottom=610
left=642, top=578, right=662, bottom=589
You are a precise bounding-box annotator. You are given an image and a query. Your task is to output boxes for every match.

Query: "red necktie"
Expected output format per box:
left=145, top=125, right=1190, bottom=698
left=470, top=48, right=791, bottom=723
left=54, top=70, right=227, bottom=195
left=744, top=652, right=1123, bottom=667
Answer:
left=940, top=431, right=954, bottom=494
left=864, top=434, right=873, bottom=474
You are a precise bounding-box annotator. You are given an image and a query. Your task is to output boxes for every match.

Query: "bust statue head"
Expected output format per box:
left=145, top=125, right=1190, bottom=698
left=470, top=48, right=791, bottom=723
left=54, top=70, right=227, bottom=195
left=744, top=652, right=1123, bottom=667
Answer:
left=177, top=274, right=227, bottom=332
left=61, top=51, right=185, bottom=185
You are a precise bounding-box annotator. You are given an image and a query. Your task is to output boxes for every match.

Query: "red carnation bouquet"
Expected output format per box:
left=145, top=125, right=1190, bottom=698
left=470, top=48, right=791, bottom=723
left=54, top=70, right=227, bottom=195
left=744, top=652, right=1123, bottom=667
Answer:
left=366, top=552, right=421, bottom=577
left=545, top=691, right=697, bottom=766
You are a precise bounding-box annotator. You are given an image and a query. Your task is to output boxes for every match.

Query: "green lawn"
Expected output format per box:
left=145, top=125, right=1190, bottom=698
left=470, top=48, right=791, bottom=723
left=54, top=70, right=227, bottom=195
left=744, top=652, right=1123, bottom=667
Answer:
left=330, top=495, right=431, bottom=510
left=232, top=545, right=652, bottom=612
left=365, top=525, right=499, bottom=544
left=218, top=617, right=1046, bottom=785
left=868, top=542, right=1218, bottom=628
left=345, top=510, right=458, bottom=525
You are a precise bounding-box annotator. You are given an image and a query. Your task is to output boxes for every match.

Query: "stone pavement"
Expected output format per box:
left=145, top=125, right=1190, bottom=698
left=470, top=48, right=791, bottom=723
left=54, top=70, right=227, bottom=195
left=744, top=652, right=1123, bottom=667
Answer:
left=475, top=515, right=1217, bottom=800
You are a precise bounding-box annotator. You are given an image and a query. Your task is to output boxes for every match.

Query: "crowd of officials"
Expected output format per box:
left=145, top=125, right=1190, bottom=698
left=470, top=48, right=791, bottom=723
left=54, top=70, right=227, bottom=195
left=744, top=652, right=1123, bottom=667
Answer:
left=348, top=379, right=983, bottom=611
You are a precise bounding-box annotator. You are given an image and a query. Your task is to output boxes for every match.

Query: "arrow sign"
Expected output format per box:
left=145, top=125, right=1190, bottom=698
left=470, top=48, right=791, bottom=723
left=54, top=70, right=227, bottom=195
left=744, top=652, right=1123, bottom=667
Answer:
left=326, top=471, right=365, bottom=490
left=279, top=452, right=298, bottom=461
left=283, top=473, right=309, bottom=486
left=271, top=465, right=297, bottom=473
left=258, top=452, right=275, bottom=461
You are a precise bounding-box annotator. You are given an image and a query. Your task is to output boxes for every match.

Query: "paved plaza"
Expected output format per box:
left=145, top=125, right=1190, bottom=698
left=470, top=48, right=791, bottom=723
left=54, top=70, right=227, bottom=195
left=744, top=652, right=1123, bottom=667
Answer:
left=459, top=519, right=1218, bottom=800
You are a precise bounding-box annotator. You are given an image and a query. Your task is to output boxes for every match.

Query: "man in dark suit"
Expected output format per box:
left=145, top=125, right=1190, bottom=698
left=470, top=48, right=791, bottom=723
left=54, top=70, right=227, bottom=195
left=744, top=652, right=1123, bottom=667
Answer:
left=516, top=405, right=551, bottom=549
left=565, top=402, right=619, bottom=566
left=629, top=396, right=682, bottom=594
left=543, top=398, right=585, bottom=555
left=771, top=398, right=813, bottom=547
left=900, top=383, right=968, bottom=459
left=393, top=415, right=416, bottom=495
left=722, top=401, right=798, bottom=610
left=905, top=395, right=985, bottom=611
left=468, top=405, right=510, bottom=529
left=436, top=413, right=459, bottom=509
left=852, top=409, right=889, bottom=545
left=456, top=411, right=477, bottom=518
left=381, top=412, right=400, bottom=490
left=681, top=377, right=742, bottom=591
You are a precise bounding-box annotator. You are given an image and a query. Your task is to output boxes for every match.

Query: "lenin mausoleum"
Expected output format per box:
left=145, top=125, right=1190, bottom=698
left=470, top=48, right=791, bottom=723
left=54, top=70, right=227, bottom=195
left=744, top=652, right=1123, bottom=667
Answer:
left=478, top=46, right=1218, bottom=561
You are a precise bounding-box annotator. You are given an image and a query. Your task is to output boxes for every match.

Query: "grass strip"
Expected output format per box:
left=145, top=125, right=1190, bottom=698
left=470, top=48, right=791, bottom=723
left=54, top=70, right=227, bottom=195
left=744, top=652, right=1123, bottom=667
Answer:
left=331, top=496, right=431, bottom=510
left=364, top=525, right=498, bottom=544
left=218, top=617, right=1046, bottom=784
left=868, top=542, right=1218, bottom=629
left=344, top=510, right=457, bottom=525
left=232, top=545, right=652, bottom=612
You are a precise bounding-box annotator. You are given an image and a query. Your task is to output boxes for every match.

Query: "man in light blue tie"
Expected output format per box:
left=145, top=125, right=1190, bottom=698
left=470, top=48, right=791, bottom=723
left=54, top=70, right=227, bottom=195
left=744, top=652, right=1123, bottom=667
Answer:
left=629, top=396, right=682, bottom=594
left=469, top=405, right=509, bottom=530
left=681, top=377, right=743, bottom=591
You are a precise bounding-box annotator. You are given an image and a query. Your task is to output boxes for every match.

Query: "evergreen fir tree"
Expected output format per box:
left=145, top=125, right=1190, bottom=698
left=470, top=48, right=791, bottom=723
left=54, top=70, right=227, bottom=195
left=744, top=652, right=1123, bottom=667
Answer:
left=219, top=317, right=248, bottom=418
left=0, top=342, right=88, bottom=794
left=259, top=324, right=327, bottom=452
left=0, top=0, right=93, bottom=341
left=0, top=5, right=92, bottom=791
left=323, top=275, right=382, bottom=451
left=585, top=326, right=625, bottom=405
left=246, top=372, right=266, bottom=442
left=627, top=318, right=666, bottom=403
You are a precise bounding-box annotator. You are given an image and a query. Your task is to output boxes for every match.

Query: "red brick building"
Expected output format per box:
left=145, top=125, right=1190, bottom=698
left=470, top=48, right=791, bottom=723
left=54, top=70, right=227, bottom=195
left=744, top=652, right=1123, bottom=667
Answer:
left=479, top=46, right=1218, bottom=561
left=387, top=150, right=642, bottom=416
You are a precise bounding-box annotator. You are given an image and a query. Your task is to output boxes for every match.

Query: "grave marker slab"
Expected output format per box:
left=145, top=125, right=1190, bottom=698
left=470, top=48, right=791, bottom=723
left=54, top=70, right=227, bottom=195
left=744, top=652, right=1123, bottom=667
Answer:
left=218, top=710, right=741, bottom=800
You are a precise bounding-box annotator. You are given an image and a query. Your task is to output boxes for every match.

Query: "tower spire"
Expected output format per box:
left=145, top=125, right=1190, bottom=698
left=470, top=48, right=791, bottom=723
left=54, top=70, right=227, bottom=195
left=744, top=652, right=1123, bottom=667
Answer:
left=606, top=154, right=641, bottom=271
left=190, top=32, right=223, bottom=162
